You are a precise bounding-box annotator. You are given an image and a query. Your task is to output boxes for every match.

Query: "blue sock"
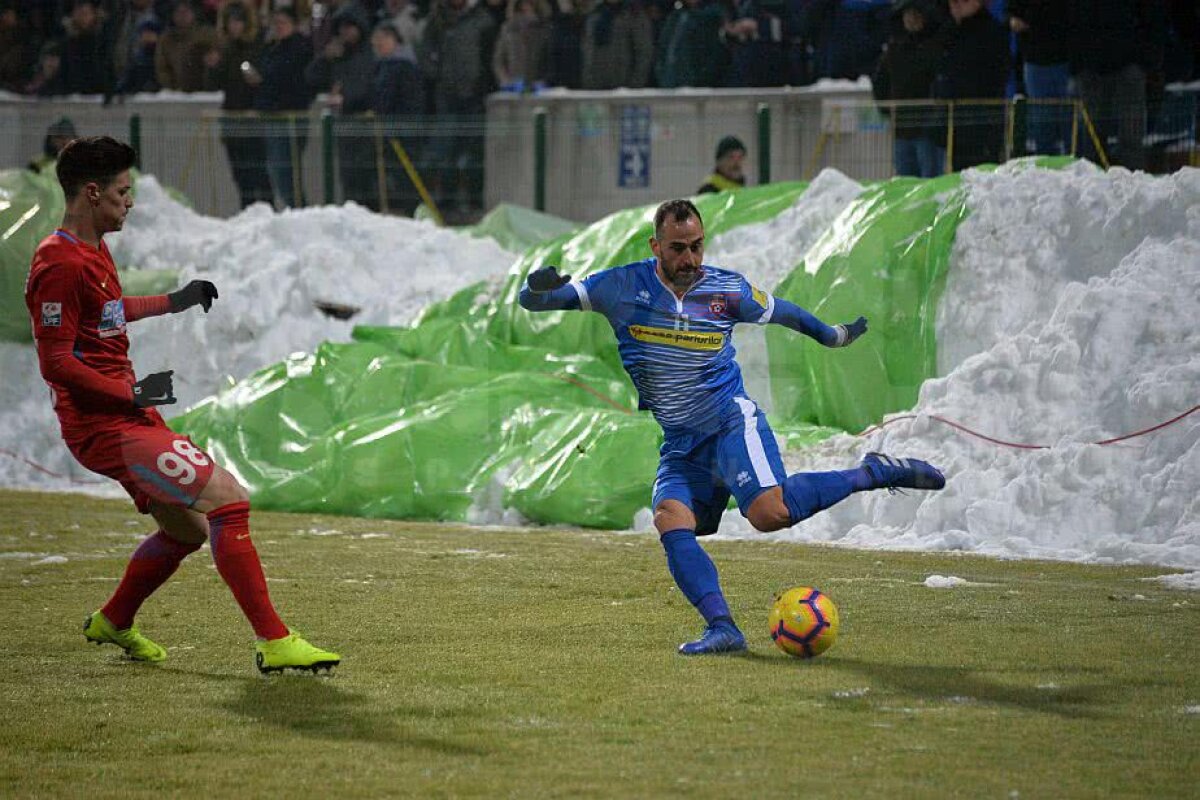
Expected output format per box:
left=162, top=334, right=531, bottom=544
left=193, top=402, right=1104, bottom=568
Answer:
left=660, top=528, right=734, bottom=626
left=782, top=471, right=859, bottom=525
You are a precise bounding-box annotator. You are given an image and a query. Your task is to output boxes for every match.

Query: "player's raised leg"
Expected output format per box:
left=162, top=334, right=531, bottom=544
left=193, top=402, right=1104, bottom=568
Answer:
left=746, top=453, right=946, bottom=533
left=193, top=467, right=341, bottom=674
left=655, top=494, right=747, bottom=656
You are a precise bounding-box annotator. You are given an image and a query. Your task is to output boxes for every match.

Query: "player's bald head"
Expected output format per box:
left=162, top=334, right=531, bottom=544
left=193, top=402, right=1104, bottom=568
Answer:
left=653, top=199, right=703, bottom=240
left=56, top=136, right=137, bottom=198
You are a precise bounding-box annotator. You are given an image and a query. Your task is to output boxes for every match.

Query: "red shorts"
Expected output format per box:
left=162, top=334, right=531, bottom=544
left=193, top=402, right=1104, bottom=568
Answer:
left=67, top=415, right=216, bottom=514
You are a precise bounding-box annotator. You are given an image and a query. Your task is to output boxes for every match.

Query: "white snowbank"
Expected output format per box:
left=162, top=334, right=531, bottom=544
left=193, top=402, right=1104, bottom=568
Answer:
left=717, top=163, right=1200, bottom=570
left=1148, top=571, right=1200, bottom=591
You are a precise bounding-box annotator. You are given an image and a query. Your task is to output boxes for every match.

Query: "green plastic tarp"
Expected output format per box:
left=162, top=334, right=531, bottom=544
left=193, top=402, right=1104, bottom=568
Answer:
left=0, top=168, right=65, bottom=342
left=175, top=183, right=824, bottom=527
left=463, top=203, right=581, bottom=253
left=767, top=173, right=967, bottom=432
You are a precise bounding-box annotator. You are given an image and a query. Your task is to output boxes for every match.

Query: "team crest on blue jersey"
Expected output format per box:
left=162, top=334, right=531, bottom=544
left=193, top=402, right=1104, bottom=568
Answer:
left=41, top=302, right=62, bottom=327
left=637, top=289, right=652, bottom=305
left=709, top=294, right=727, bottom=316
left=98, top=298, right=126, bottom=338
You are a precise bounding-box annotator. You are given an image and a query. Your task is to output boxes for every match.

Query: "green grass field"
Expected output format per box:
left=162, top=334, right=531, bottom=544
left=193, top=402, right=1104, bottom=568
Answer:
left=1, top=488, right=1197, bottom=799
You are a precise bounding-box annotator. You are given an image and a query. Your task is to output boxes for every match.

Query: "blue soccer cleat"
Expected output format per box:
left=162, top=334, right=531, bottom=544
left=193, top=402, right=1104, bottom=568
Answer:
left=678, top=621, right=748, bottom=655
left=860, top=452, right=946, bottom=492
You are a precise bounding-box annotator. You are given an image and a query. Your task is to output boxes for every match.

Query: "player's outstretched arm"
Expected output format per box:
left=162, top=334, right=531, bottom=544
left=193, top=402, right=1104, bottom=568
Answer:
left=167, top=280, right=219, bottom=314
left=771, top=298, right=867, bottom=347
left=518, top=265, right=582, bottom=312
left=125, top=280, right=219, bottom=322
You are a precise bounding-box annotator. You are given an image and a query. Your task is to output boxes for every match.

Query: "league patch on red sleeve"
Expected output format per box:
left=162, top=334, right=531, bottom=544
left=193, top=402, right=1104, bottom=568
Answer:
left=42, top=302, right=62, bottom=326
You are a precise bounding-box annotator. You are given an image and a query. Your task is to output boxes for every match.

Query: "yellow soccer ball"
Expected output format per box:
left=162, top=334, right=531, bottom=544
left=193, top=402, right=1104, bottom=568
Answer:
left=769, top=586, right=839, bottom=658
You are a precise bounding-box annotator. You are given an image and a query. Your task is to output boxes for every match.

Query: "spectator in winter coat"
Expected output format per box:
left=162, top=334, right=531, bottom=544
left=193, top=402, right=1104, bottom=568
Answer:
left=203, top=1, right=272, bottom=208
left=545, top=0, right=588, bottom=88
left=307, top=4, right=377, bottom=208
left=25, top=41, right=65, bottom=96
left=873, top=0, right=951, bottom=176
left=419, top=0, right=497, bottom=213
left=27, top=116, right=77, bottom=174
left=723, top=0, right=789, bottom=87
left=581, top=0, right=653, bottom=89
left=372, top=21, right=426, bottom=214
left=108, top=0, right=159, bottom=88
left=254, top=7, right=316, bottom=207
left=115, top=17, right=165, bottom=94
left=311, top=0, right=364, bottom=54
left=698, top=135, right=748, bottom=193
left=809, top=0, right=892, bottom=80
left=60, top=0, right=112, bottom=95
left=656, top=0, right=727, bottom=88
left=306, top=3, right=376, bottom=115
left=0, top=1, right=36, bottom=93
left=1067, top=0, right=1166, bottom=170
left=1009, top=0, right=1070, bottom=154
left=380, top=0, right=425, bottom=59
left=155, top=0, right=217, bottom=91
left=493, top=0, right=551, bottom=90
left=934, top=0, right=1010, bottom=171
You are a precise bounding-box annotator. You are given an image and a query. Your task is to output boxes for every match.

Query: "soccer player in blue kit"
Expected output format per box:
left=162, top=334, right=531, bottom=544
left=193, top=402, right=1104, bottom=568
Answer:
left=519, top=199, right=946, bottom=655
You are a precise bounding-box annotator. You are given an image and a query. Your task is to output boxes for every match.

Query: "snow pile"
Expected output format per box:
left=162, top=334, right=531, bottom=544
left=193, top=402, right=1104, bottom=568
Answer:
left=923, top=575, right=968, bottom=589
left=1148, top=571, right=1200, bottom=591
left=116, top=177, right=517, bottom=408
left=736, top=163, right=1200, bottom=569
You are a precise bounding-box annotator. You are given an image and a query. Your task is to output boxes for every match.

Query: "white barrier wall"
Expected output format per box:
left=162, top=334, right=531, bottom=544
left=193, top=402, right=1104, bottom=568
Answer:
left=2, top=83, right=884, bottom=222
left=484, top=83, right=886, bottom=222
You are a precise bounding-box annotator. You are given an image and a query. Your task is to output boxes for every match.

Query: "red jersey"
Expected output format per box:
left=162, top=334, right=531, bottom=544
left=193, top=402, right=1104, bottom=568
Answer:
left=25, top=229, right=168, bottom=440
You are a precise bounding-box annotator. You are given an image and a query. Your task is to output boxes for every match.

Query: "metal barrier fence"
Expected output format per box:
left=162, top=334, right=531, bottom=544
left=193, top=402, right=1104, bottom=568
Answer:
left=2, top=86, right=1196, bottom=222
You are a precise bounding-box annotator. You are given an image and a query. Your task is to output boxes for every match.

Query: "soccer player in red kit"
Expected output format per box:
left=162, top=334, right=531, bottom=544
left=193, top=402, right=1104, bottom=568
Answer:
left=25, top=136, right=340, bottom=673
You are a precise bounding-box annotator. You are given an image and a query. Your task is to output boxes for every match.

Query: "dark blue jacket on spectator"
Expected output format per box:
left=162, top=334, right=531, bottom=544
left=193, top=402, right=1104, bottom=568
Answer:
left=725, top=0, right=789, bottom=87
left=1066, top=0, right=1166, bottom=75
left=373, top=53, right=424, bottom=115
left=809, top=0, right=891, bottom=80
left=1008, top=0, right=1069, bottom=65
left=934, top=4, right=1010, bottom=169
left=254, top=30, right=315, bottom=112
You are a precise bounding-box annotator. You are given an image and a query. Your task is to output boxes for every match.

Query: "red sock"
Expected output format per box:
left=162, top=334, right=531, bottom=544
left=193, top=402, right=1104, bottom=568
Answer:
left=101, top=530, right=201, bottom=630
left=207, top=501, right=288, bottom=641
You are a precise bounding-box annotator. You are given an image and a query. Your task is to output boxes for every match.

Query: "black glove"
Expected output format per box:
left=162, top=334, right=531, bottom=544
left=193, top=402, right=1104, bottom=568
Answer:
left=132, top=371, right=176, bottom=407
left=835, top=316, right=868, bottom=347
left=527, top=265, right=571, bottom=293
left=168, top=280, right=219, bottom=313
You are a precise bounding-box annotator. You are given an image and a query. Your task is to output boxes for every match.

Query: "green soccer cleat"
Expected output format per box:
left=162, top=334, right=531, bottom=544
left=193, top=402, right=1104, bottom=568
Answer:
left=255, top=632, right=341, bottom=674
left=82, top=611, right=167, bottom=662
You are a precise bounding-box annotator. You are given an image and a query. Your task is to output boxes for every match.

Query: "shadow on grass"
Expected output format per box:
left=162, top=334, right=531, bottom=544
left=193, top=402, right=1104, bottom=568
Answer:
left=831, top=657, right=1110, bottom=719
left=201, top=675, right=488, bottom=754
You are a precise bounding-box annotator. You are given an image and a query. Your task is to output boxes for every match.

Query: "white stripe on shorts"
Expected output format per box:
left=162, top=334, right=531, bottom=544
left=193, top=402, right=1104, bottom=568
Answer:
left=734, top=396, right=777, bottom=488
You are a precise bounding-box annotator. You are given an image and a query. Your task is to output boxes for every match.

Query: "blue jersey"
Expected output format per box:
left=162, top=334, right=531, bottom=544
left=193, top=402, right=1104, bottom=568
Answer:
left=569, top=258, right=775, bottom=432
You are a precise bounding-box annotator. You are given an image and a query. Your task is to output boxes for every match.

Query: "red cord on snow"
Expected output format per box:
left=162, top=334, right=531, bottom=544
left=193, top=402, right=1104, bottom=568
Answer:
left=859, top=405, right=1200, bottom=450
left=0, top=447, right=102, bottom=484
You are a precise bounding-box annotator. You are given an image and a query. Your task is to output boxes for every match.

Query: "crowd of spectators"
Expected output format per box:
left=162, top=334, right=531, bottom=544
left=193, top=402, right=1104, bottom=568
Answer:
left=2, top=0, right=1197, bottom=207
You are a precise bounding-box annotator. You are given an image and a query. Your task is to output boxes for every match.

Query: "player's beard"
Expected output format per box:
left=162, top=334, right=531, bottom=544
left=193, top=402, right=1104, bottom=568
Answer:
left=664, top=263, right=701, bottom=292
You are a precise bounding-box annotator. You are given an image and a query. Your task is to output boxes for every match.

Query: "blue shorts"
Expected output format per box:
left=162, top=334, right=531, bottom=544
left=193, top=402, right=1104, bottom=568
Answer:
left=651, top=397, right=787, bottom=535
